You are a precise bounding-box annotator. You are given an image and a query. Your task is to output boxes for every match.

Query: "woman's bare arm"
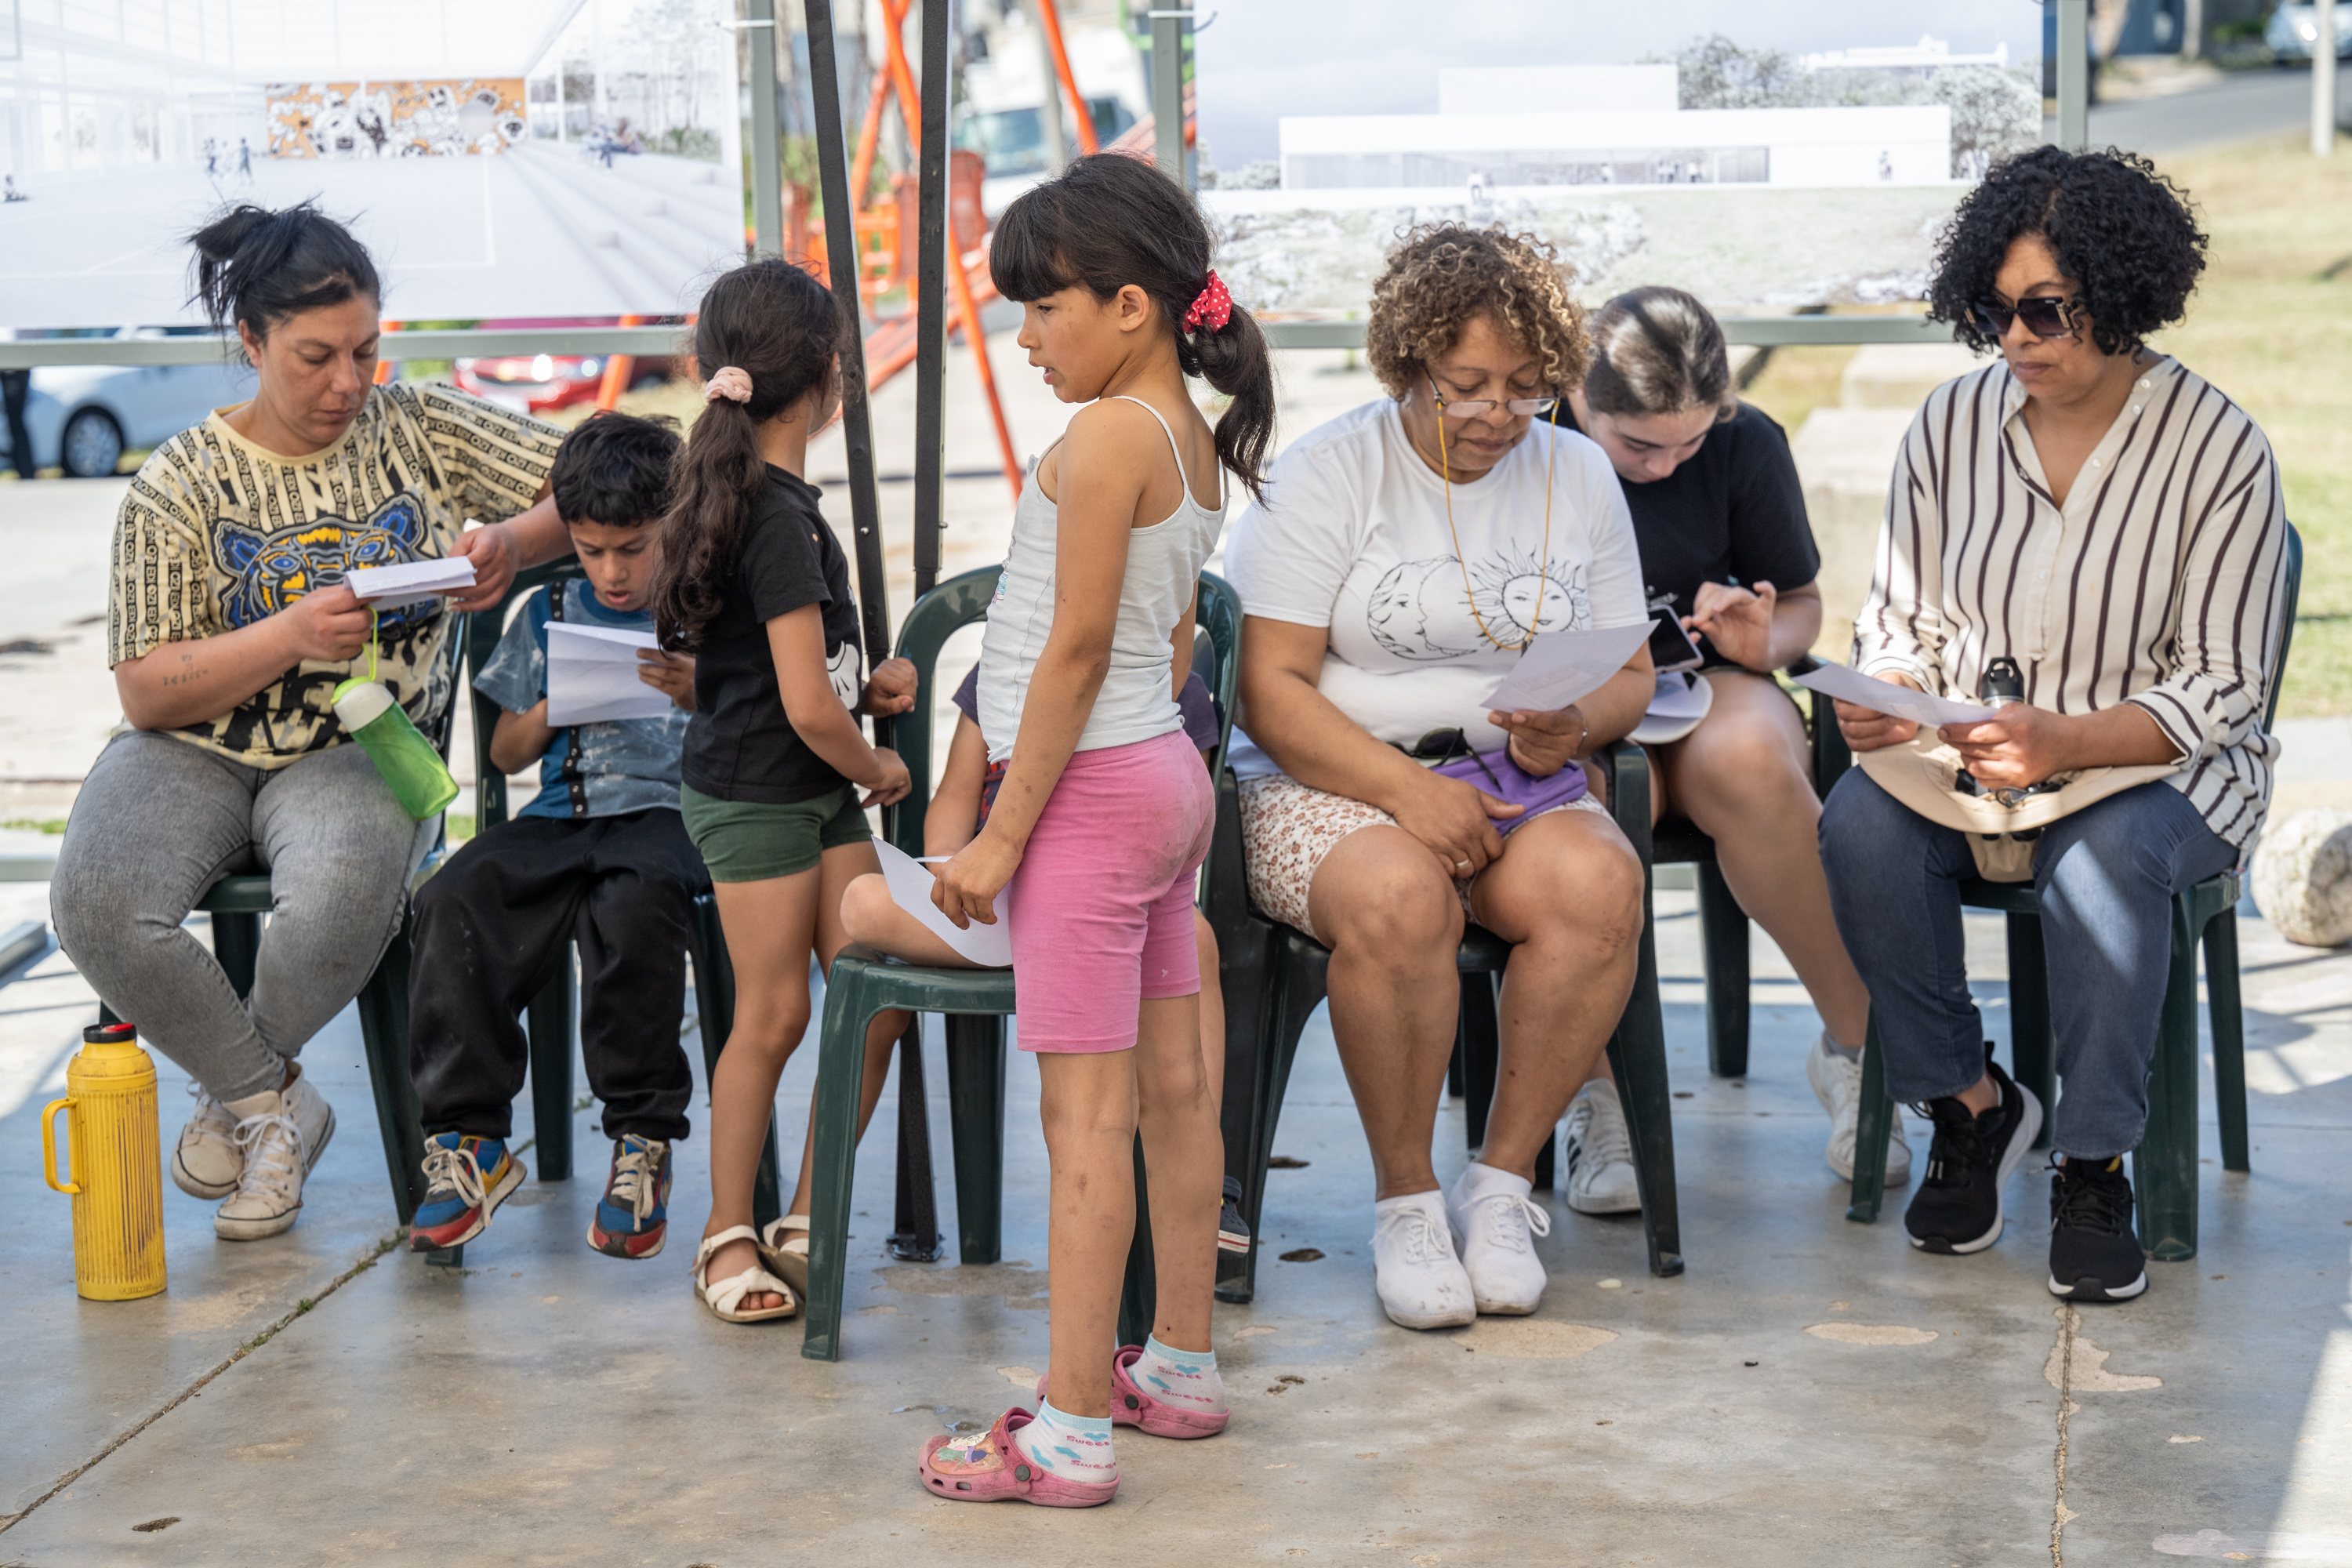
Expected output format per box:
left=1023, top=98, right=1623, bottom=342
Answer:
left=767, top=605, right=909, bottom=806
left=924, top=715, right=991, bottom=858
left=114, top=584, right=374, bottom=731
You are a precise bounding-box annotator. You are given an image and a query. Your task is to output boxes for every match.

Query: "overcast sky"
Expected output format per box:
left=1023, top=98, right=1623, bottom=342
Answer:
left=1192, top=0, right=2051, bottom=169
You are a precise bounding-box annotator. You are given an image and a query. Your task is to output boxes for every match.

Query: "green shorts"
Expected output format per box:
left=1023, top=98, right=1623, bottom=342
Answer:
left=679, top=782, right=873, bottom=883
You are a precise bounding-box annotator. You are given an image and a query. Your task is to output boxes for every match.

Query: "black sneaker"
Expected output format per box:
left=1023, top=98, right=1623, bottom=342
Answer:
left=2047, top=1156, right=2148, bottom=1301
left=1904, top=1049, right=2044, bottom=1254
left=1218, top=1174, right=1252, bottom=1256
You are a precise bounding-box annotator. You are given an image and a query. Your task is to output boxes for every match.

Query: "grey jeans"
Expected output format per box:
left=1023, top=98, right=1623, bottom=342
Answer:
left=53, top=731, right=430, bottom=1102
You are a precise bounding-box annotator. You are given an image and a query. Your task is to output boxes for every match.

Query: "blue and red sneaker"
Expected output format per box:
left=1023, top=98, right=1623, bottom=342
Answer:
left=408, top=1134, right=527, bottom=1252
left=586, top=1134, right=672, bottom=1259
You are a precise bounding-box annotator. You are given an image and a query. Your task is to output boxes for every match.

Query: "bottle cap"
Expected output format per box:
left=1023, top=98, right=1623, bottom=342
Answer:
left=84, top=1021, right=138, bottom=1044
left=332, top=677, right=396, bottom=731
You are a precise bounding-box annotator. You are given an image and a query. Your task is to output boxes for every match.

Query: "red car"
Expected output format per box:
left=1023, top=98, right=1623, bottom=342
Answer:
left=449, top=318, right=677, bottom=416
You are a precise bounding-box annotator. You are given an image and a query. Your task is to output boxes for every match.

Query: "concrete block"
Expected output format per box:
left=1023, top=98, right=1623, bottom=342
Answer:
left=1788, top=407, right=1915, bottom=652
left=1839, top=343, right=1993, bottom=410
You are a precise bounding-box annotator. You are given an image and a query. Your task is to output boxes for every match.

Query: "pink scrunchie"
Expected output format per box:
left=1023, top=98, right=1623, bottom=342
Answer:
left=704, top=365, right=754, bottom=405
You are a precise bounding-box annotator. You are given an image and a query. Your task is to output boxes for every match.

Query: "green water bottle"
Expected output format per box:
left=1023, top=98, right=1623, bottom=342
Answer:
left=332, top=677, right=458, bottom=821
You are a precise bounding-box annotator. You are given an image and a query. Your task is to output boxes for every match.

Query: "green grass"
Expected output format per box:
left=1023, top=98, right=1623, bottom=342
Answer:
left=2, top=818, right=68, bottom=834
left=2147, top=135, right=2352, bottom=717
left=445, top=813, right=475, bottom=843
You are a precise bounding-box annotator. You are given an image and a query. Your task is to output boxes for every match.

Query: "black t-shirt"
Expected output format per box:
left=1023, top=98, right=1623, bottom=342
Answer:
left=680, top=467, right=865, bottom=804
left=1552, top=400, right=1819, bottom=670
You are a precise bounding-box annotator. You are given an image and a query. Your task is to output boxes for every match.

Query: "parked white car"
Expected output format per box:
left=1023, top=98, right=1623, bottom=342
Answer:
left=2269, top=2, right=2352, bottom=60
left=2, top=328, right=256, bottom=478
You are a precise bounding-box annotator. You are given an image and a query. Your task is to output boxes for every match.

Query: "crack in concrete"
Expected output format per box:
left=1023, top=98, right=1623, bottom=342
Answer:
left=2051, top=1303, right=2081, bottom=1567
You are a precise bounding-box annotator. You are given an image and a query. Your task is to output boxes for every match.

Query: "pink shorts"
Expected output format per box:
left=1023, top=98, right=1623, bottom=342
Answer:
left=1007, top=730, right=1214, bottom=1053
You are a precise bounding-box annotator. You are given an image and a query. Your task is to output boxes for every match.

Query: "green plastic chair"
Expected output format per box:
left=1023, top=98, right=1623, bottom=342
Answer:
left=800, top=566, right=1243, bottom=1362
left=1209, top=738, right=1688, bottom=1301
left=414, top=561, right=773, bottom=1266
left=1845, top=522, right=2303, bottom=1264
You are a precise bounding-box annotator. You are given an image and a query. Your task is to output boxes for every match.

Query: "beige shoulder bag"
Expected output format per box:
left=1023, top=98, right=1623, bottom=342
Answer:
left=1855, top=736, right=2182, bottom=882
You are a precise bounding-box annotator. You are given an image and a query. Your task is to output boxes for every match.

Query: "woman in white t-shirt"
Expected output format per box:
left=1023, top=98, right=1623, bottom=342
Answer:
left=1225, top=225, right=1652, bottom=1331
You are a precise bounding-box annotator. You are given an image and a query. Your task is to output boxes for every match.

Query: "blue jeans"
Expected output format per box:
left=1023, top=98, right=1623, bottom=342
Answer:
left=1818, top=772, right=2234, bottom=1160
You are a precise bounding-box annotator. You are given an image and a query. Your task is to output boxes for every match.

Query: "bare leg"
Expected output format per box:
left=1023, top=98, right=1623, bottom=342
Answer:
left=1193, top=910, right=1224, bottom=1115
left=1468, top=808, right=1644, bottom=1178
left=838, top=870, right=990, bottom=971
left=1305, top=826, right=1465, bottom=1200
left=1134, top=990, right=1218, bottom=1352
left=782, top=844, right=913, bottom=1221
left=1034, top=1048, right=1142, bottom=1418
left=1661, top=671, right=1871, bottom=1047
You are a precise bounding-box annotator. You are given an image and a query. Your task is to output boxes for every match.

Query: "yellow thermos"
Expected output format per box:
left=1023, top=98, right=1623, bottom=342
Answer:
left=42, top=1021, right=168, bottom=1301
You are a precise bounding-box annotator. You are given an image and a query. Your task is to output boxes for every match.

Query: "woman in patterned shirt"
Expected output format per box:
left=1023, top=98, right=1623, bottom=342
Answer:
left=51, top=202, right=577, bottom=1243
left=1820, top=148, right=2288, bottom=1304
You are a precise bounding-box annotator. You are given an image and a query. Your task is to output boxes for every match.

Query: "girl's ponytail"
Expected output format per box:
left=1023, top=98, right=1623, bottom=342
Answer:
left=652, top=258, right=853, bottom=650
left=993, top=153, right=1277, bottom=501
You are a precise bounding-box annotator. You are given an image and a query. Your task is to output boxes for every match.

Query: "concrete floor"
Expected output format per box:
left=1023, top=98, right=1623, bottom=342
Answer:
left=4, top=889, right=2351, bottom=1566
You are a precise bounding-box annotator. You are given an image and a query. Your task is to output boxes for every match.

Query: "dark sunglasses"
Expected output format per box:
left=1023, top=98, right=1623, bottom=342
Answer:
left=1970, top=294, right=2083, bottom=342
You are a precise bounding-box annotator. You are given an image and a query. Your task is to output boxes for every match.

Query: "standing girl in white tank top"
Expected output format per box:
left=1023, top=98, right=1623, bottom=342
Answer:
left=916, top=154, right=1276, bottom=1509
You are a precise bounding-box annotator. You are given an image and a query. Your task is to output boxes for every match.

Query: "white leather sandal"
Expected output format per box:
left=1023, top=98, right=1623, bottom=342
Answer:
left=759, top=1214, right=811, bottom=1300
left=692, top=1225, right=798, bottom=1323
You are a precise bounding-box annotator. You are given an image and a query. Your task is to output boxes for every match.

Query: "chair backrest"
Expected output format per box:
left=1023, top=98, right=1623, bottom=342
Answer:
left=2264, top=521, right=2303, bottom=735
left=465, top=559, right=590, bottom=831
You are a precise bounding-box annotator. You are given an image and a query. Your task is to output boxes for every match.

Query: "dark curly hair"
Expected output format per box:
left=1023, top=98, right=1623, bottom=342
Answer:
left=550, top=412, right=681, bottom=528
left=1367, top=225, right=1587, bottom=401
left=1927, top=146, right=2207, bottom=357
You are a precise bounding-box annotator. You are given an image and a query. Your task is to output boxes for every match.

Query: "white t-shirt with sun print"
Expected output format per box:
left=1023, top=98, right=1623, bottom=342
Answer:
left=1222, top=397, right=1647, bottom=781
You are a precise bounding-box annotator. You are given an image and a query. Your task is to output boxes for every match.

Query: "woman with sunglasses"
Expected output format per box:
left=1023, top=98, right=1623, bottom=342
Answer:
left=1545, top=286, right=1895, bottom=1211
left=1820, top=147, right=2287, bottom=1302
left=1225, top=224, right=1653, bottom=1330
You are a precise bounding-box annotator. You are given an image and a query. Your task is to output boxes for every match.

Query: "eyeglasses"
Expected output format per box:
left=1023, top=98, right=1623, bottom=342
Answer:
left=1970, top=294, right=2083, bottom=342
left=1427, top=373, right=1557, bottom=419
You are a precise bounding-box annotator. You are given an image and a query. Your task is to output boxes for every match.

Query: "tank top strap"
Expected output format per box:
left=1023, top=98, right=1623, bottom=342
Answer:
left=1109, top=394, right=1221, bottom=512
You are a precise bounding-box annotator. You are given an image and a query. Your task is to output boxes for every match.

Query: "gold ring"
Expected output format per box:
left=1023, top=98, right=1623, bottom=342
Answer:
left=1454, top=858, right=1473, bottom=873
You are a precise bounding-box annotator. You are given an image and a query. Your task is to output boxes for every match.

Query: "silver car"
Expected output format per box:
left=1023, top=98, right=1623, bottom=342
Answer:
left=2269, top=2, right=2352, bottom=60
left=2, top=328, right=256, bottom=478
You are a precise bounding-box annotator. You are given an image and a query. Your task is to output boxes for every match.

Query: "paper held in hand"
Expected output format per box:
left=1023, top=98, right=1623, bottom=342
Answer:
left=873, top=839, right=1013, bottom=967
left=1792, top=662, right=2000, bottom=728
left=1480, top=620, right=1657, bottom=715
left=346, top=557, right=478, bottom=608
left=545, top=622, right=675, bottom=725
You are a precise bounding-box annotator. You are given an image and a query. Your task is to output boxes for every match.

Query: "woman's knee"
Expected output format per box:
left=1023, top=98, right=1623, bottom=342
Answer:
left=1817, top=769, right=1910, bottom=877
left=838, top=873, right=895, bottom=946
left=1521, top=822, right=1644, bottom=950
left=1313, top=837, right=1463, bottom=955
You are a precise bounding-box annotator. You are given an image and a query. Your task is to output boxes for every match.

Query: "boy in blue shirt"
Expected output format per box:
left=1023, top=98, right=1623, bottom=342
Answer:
left=407, top=413, right=705, bottom=1259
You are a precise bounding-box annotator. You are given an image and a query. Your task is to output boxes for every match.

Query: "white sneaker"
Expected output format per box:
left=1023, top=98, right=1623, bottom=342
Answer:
left=280, top=1062, right=337, bottom=1173
left=1808, top=1032, right=1912, bottom=1185
left=172, top=1084, right=243, bottom=1200
left=1370, top=1192, right=1476, bottom=1330
left=1445, top=1161, right=1551, bottom=1316
left=212, top=1065, right=335, bottom=1241
left=1560, top=1081, right=1642, bottom=1215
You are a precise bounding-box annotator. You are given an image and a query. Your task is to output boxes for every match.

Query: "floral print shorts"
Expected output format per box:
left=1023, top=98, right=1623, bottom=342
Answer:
left=1236, top=773, right=1606, bottom=944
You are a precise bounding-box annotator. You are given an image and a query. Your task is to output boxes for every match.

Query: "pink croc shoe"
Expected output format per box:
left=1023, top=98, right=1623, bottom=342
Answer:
left=1037, top=1345, right=1231, bottom=1439
left=918, top=1408, right=1119, bottom=1508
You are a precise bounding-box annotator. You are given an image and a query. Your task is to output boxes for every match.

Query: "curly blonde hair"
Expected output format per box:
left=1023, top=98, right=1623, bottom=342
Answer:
left=1365, top=224, right=1588, bottom=400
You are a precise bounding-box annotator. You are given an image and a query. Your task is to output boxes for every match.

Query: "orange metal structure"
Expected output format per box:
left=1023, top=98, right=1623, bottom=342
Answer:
left=1033, top=0, right=1098, bottom=155
left=593, top=314, right=646, bottom=411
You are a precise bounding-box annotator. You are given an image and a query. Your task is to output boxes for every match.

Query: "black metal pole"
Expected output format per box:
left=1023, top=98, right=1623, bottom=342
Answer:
left=912, top=0, right=949, bottom=598
left=802, top=0, right=889, bottom=673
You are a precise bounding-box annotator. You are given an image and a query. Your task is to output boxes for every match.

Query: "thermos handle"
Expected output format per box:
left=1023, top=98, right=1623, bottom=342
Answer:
left=41, top=1095, right=81, bottom=1195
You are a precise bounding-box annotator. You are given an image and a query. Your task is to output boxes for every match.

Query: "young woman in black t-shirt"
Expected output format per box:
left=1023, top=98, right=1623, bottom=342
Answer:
left=1550, top=287, right=1898, bottom=1202
left=651, top=260, right=919, bottom=1323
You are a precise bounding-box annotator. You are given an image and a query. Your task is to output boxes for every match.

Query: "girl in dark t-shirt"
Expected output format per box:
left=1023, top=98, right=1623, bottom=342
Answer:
left=1547, top=287, right=1897, bottom=1203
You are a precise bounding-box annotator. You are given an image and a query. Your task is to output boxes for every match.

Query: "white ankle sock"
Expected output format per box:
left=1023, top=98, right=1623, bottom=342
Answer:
left=1011, top=1399, right=1116, bottom=1483
left=1132, top=1335, right=1227, bottom=1414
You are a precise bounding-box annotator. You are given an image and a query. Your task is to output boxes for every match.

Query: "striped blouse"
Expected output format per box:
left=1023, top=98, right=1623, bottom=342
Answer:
left=1853, top=355, right=2289, bottom=853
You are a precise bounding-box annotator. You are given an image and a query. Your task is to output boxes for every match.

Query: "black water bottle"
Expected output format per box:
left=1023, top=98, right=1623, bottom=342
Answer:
left=1980, top=655, right=2025, bottom=706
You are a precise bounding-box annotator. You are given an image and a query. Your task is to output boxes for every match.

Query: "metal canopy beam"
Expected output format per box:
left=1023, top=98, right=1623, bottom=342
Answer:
left=2056, top=0, right=2090, bottom=151
left=1149, top=5, right=1189, bottom=188
left=747, top=0, right=784, bottom=256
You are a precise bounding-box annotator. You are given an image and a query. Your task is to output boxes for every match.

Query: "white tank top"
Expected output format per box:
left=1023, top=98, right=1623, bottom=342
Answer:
left=976, top=396, right=1226, bottom=764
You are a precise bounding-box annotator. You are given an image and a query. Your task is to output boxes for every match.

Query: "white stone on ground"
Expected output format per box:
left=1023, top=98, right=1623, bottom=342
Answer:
left=2252, top=808, right=2352, bottom=948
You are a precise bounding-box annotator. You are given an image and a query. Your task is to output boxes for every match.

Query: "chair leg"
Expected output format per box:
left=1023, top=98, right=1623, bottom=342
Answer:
left=209, top=910, right=262, bottom=1000
left=1446, top=1036, right=1466, bottom=1100
left=355, top=917, right=430, bottom=1226
left=1696, top=861, right=1751, bottom=1080
left=688, top=902, right=782, bottom=1231
left=1846, top=1011, right=1894, bottom=1224
left=944, top=1012, right=1007, bottom=1265
left=1459, top=971, right=1498, bottom=1154
left=2134, top=895, right=2204, bottom=1263
left=887, top=1017, right=945, bottom=1261
left=1606, top=910, right=1683, bottom=1278
left=1214, top=919, right=1276, bottom=1303
left=2202, top=903, right=2251, bottom=1174
left=1223, top=937, right=1323, bottom=1305
left=2005, top=913, right=2056, bottom=1149
left=1118, top=1134, right=1156, bottom=1348
left=803, top=956, right=884, bottom=1363
left=525, top=958, right=575, bottom=1183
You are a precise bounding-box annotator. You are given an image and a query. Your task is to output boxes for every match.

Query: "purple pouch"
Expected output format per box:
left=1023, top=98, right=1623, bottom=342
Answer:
left=1428, top=745, right=1588, bottom=837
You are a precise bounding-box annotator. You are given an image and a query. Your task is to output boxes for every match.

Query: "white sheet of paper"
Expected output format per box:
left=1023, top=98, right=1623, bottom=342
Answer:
left=544, top=622, right=673, bottom=725
left=1479, top=620, right=1657, bottom=715
left=1793, top=662, right=2000, bottom=728
left=876, top=839, right=1012, bottom=967
left=347, top=557, right=477, bottom=608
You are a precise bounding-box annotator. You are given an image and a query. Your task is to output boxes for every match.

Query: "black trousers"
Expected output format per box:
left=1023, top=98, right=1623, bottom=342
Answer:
left=409, top=809, right=706, bottom=1142
left=2, top=369, right=34, bottom=480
